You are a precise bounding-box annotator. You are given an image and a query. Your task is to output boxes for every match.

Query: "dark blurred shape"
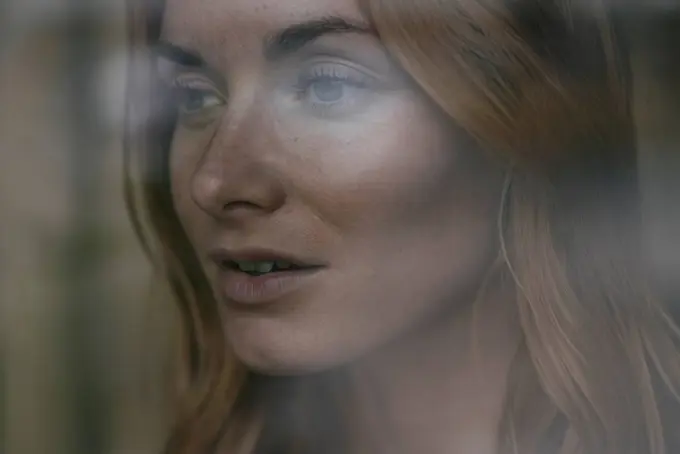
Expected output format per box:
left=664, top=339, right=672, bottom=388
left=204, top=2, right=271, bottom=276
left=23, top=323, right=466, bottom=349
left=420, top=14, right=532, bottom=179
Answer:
left=624, top=6, right=680, bottom=314
left=62, top=1, right=109, bottom=453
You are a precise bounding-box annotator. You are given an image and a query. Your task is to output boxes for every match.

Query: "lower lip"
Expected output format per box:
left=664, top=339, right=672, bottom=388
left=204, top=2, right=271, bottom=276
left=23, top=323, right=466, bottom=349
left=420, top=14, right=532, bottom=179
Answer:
left=219, top=267, right=324, bottom=305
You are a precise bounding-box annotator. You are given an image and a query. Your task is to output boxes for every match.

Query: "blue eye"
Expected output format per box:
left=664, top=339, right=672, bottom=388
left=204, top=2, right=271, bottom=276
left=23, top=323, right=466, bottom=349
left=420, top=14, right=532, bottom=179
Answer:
left=168, top=75, right=225, bottom=126
left=174, top=86, right=224, bottom=114
left=295, top=63, right=375, bottom=117
left=310, top=78, right=346, bottom=103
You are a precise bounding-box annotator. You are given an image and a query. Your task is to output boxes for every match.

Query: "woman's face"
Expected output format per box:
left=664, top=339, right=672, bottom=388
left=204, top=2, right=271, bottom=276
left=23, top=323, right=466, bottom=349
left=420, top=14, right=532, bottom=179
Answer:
left=162, top=0, right=504, bottom=374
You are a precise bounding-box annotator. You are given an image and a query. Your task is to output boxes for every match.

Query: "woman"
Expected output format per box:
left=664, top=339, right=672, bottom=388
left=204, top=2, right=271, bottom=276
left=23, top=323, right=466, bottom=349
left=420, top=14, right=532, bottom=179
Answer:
left=124, top=0, right=680, bottom=453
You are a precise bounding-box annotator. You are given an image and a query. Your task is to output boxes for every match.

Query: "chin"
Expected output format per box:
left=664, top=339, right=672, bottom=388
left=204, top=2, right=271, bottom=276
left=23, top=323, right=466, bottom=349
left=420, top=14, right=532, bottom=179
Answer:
left=231, top=342, right=345, bottom=377
left=225, top=321, right=351, bottom=377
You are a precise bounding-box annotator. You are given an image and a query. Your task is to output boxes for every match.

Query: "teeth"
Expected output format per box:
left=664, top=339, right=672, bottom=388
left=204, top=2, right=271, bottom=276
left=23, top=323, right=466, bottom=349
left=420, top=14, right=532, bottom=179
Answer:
left=235, top=261, right=257, bottom=272
left=275, top=261, right=292, bottom=270
left=255, top=261, right=275, bottom=273
left=235, top=261, right=275, bottom=273
left=234, top=260, right=297, bottom=274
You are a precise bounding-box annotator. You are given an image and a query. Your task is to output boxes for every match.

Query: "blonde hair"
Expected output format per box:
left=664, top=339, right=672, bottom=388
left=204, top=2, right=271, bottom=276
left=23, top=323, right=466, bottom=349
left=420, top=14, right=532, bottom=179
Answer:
left=124, top=1, right=680, bottom=453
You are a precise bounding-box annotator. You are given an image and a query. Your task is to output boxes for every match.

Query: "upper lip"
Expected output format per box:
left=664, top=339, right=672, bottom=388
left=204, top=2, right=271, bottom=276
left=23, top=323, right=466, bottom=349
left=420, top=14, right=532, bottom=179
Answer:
left=207, top=247, right=326, bottom=269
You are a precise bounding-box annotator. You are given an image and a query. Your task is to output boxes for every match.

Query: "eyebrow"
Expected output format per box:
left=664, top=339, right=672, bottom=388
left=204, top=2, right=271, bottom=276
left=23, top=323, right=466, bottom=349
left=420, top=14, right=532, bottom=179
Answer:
left=264, top=16, right=374, bottom=61
left=154, top=16, right=374, bottom=67
left=154, top=41, right=207, bottom=67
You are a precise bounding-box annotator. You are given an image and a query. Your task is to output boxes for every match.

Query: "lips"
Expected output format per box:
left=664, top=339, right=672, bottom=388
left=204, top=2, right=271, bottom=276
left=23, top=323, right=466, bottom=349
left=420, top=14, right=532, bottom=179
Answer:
left=208, top=248, right=326, bottom=305
left=209, top=248, right=323, bottom=269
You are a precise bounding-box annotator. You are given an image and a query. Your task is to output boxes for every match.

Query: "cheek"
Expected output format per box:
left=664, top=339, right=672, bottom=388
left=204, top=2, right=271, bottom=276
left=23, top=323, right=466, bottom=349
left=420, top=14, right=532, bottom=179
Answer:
left=292, top=184, right=499, bottom=370
left=276, top=92, right=498, bottom=234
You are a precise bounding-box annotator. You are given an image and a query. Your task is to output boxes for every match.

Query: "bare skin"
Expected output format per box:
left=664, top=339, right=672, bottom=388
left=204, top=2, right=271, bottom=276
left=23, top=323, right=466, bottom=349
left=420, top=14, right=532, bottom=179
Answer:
left=161, top=0, right=520, bottom=452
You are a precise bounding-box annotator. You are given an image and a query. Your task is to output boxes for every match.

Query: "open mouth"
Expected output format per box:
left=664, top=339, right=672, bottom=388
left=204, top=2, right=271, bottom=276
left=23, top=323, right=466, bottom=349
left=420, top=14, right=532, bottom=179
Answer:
left=209, top=248, right=326, bottom=304
left=221, top=259, right=316, bottom=277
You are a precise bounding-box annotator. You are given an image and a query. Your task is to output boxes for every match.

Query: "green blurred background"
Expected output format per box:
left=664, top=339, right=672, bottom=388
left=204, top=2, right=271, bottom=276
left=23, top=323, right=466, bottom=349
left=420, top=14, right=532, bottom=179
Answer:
left=0, top=2, right=678, bottom=454
left=2, top=2, right=174, bottom=454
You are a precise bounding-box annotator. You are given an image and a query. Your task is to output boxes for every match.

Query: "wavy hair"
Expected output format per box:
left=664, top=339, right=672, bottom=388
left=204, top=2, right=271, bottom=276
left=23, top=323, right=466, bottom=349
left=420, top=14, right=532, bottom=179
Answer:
left=124, top=1, right=680, bottom=453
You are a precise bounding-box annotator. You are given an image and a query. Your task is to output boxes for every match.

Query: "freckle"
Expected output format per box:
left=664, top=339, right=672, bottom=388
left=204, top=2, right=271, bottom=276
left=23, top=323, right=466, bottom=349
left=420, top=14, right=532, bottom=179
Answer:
left=293, top=137, right=299, bottom=142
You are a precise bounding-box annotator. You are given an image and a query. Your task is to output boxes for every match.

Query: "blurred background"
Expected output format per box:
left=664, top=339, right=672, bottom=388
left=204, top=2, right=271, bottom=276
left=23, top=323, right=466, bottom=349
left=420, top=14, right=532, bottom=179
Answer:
left=0, top=1, right=678, bottom=454
left=2, top=2, right=174, bottom=454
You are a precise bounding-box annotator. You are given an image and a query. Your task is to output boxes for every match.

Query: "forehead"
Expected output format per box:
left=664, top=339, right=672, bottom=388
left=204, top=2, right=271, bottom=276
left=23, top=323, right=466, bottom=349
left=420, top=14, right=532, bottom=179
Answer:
left=162, top=0, right=367, bottom=54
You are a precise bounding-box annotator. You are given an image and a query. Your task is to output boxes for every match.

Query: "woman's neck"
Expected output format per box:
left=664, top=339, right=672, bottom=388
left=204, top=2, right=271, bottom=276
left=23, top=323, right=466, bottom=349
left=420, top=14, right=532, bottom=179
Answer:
left=347, top=279, right=521, bottom=454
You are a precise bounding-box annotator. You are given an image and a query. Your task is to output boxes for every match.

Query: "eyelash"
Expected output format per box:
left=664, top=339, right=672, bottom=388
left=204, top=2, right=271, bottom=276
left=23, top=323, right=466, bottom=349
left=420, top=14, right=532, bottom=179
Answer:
left=293, top=64, right=374, bottom=115
left=163, top=62, right=376, bottom=124
left=295, top=64, right=371, bottom=92
left=168, top=77, right=225, bottom=125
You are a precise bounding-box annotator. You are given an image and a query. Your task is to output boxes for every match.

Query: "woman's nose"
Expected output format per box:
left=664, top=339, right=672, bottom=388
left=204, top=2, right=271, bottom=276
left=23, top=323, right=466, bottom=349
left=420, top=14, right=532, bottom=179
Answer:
left=190, top=110, right=287, bottom=222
